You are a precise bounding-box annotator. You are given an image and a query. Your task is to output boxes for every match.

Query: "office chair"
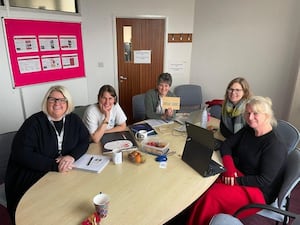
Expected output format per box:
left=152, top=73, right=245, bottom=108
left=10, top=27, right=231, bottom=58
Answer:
left=209, top=213, right=244, bottom=225
left=210, top=209, right=300, bottom=225
left=275, top=120, right=300, bottom=154
left=132, top=93, right=146, bottom=122
left=0, top=131, right=16, bottom=189
left=174, top=84, right=202, bottom=113
left=73, top=104, right=90, bottom=119
left=208, top=105, right=222, bottom=119
left=0, top=131, right=16, bottom=225
left=205, top=99, right=223, bottom=119
left=255, top=148, right=300, bottom=224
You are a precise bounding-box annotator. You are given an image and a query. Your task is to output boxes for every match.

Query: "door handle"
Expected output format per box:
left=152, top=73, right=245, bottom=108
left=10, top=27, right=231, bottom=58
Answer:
left=120, top=75, right=127, bottom=80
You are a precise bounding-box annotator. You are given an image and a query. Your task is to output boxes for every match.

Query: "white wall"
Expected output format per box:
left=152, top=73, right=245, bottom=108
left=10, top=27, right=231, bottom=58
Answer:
left=1, top=0, right=300, bottom=134
left=190, top=0, right=300, bottom=121
left=79, top=0, right=195, bottom=101
left=289, top=64, right=300, bottom=130
left=0, top=8, right=89, bottom=133
left=0, top=0, right=195, bottom=133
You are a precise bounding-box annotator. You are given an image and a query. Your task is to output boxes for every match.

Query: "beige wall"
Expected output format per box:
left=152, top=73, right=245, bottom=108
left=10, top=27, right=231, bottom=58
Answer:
left=0, top=0, right=195, bottom=133
left=289, top=64, right=300, bottom=131
left=190, top=0, right=300, bottom=121
left=1, top=0, right=300, bottom=134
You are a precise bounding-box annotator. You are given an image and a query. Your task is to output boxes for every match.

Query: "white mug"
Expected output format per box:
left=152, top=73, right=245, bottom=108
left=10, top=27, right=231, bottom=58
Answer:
left=112, top=149, right=122, bottom=164
left=135, top=130, right=148, bottom=141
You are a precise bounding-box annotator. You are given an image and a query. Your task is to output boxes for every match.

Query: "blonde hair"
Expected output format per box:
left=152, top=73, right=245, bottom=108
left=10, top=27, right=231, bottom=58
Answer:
left=41, top=85, right=74, bottom=115
left=245, top=96, right=277, bottom=127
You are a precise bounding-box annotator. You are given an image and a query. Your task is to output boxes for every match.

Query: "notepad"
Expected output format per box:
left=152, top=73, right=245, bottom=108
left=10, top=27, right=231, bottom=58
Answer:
left=73, top=154, right=110, bottom=173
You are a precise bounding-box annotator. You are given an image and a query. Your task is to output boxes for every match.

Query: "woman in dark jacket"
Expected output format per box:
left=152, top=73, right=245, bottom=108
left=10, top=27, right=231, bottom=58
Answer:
left=5, top=85, right=90, bottom=224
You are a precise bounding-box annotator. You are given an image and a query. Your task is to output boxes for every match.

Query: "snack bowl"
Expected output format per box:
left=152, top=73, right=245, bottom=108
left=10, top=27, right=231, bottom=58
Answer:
left=141, top=138, right=169, bottom=156
left=128, top=150, right=146, bottom=164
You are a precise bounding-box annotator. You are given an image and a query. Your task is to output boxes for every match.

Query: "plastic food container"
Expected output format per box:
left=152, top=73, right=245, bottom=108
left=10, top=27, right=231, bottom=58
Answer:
left=141, top=138, right=169, bottom=155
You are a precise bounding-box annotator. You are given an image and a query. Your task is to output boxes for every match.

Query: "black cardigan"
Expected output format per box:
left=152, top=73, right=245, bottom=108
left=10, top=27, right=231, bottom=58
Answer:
left=5, top=111, right=89, bottom=221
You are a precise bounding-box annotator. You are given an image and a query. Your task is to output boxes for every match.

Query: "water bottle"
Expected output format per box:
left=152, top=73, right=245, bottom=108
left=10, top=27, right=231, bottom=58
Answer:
left=201, top=106, right=208, bottom=128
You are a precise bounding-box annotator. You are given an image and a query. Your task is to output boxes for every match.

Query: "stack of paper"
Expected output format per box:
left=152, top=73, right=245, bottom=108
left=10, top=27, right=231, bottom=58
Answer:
left=145, top=119, right=174, bottom=128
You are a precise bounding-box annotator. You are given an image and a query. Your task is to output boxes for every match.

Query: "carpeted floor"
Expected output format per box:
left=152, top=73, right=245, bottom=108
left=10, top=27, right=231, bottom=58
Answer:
left=164, top=183, right=300, bottom=225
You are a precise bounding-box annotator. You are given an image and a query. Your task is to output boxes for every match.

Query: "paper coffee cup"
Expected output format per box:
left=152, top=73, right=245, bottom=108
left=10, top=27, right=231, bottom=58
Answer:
left=93, top=193, right=110, bottom=218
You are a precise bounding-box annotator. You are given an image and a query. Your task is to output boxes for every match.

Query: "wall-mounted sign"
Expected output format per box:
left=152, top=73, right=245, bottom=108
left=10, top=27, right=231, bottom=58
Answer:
left=134, top=50, right=151, bottom=64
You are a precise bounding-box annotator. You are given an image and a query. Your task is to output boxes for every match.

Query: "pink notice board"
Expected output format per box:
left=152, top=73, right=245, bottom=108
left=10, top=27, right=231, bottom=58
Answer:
left=4, top=18, right=86, bottom=87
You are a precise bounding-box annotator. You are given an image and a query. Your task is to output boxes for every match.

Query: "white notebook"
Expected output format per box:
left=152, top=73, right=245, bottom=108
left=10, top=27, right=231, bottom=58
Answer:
left=73, top=154, right=110, bottom=173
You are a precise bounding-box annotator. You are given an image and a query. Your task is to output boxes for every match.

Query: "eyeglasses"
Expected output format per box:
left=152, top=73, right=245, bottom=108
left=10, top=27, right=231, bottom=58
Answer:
left=47, top=97, right=68, bottom=104
left=227, top=88, right=243, bottom=93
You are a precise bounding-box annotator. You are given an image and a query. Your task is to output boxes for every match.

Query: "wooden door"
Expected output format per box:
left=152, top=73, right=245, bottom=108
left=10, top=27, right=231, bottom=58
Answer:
left=116, top=18, right=165, bottom=124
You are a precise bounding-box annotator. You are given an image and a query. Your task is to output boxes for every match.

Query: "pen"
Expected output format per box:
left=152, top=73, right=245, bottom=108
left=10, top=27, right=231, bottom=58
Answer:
left=87, top=156, right=94, bottom=166
left=122, top=133, right=127, bottom=139
left=147, top=130, right=155, bottom=135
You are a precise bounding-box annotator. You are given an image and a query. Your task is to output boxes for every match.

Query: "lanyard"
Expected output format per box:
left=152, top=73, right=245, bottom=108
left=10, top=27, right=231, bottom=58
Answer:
left=48, top=116, right=65, bottom=155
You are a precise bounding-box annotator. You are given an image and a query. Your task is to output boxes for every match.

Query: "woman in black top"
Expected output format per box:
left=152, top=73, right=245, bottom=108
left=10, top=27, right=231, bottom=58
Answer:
left=187, top=96, right=287, bottom=225
left=5, top=85, right=90, bottom=224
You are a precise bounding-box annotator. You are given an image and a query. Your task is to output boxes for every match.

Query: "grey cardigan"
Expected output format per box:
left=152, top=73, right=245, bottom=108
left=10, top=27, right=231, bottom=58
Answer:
left=144, top=88, right=176, bottom=119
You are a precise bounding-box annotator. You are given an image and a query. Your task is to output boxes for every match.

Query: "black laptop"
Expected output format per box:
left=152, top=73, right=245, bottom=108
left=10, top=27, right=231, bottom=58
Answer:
left=181, top=122, right=225, bottom=177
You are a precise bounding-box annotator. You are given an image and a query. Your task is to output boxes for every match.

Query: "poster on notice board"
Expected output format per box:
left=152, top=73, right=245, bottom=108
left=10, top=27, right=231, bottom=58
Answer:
left=3, top=18, right=85, bottom=87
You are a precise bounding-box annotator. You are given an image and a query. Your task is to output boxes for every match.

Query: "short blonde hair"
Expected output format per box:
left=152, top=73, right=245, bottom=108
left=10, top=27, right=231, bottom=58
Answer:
left=245, top=96, right=277, bottom=127
left=41, top=85, right=74, bottom=115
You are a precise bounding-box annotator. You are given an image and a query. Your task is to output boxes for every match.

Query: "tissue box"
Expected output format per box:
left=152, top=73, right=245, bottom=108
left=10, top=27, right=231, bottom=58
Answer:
left=141, top=138, right=169, bottom=155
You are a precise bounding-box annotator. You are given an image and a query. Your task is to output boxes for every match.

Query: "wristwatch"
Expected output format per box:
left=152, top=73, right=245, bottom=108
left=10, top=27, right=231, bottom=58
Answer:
left=102, top=120, right=109, bottom=124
